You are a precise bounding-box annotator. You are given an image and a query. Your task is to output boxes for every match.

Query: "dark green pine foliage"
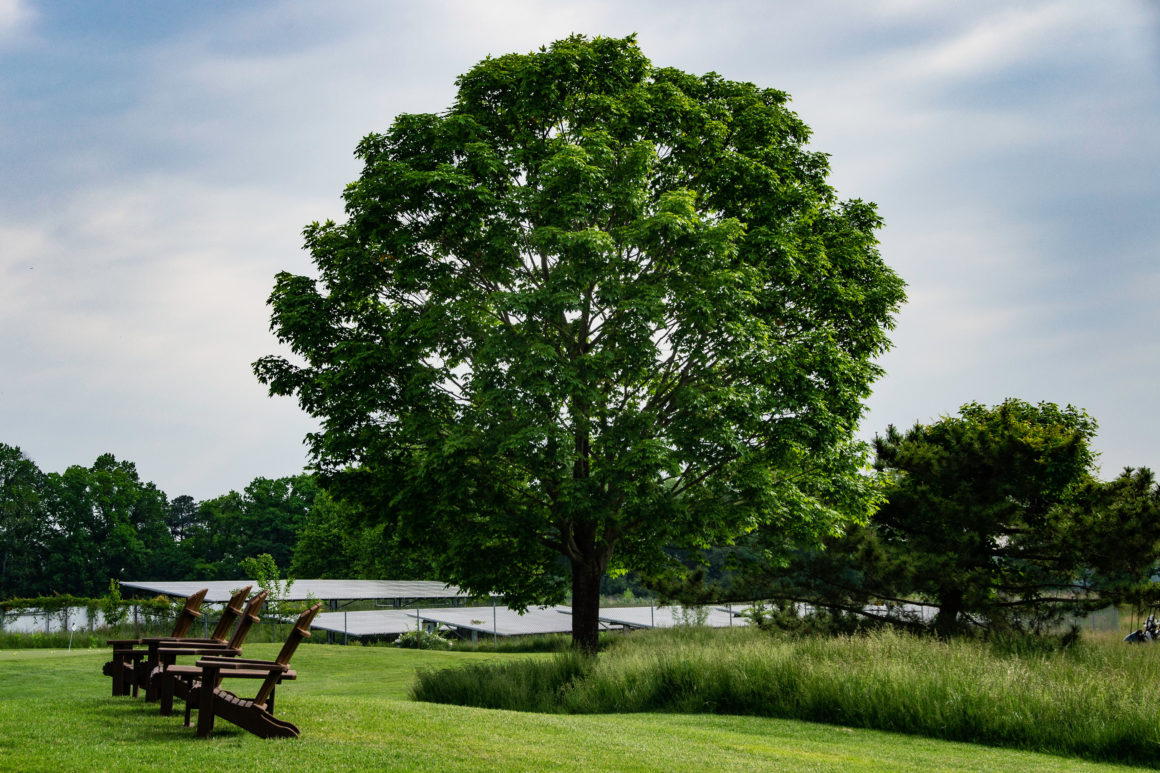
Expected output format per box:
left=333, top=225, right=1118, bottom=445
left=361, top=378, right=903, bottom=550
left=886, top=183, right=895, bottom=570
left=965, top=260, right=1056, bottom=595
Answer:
left=255, top=35, right=906, bottom=649
left=871, top=400, right=1102, bottom=635
left=1060, top=467, right=1160, bottom=610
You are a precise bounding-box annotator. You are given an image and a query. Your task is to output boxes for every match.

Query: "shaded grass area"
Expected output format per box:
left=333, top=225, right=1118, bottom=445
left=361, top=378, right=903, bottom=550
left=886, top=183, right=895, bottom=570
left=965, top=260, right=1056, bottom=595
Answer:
left=412, top=626, right=1160, bottom=767
left=0, top=644, right=1143, bottom=772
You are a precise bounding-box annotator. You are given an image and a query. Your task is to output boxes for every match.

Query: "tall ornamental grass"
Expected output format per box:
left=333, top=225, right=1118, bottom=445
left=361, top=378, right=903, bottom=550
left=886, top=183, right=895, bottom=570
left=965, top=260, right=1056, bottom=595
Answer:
left=412, top=626, right=1160, bottom=766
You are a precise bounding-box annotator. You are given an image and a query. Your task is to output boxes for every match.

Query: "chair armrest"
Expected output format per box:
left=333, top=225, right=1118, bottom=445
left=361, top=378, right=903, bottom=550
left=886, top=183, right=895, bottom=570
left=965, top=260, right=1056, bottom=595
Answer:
left=197, top=656, right=287, bottom=670
left=195, top=664, right=297, bottom=681
left=156, top=646, right=241, bottom=658
left=113, top=650, right=150, bottom=661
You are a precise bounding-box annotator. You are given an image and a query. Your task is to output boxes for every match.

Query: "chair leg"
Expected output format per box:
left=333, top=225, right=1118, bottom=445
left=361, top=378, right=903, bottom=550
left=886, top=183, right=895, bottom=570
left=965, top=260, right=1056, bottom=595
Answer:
left=109, top=656, right=131, bottom=696
left=159, top=672, right=174, bottom=716
left=184, top=688, right=194, bottom=727
left=197, top=667, right=218, bottom=738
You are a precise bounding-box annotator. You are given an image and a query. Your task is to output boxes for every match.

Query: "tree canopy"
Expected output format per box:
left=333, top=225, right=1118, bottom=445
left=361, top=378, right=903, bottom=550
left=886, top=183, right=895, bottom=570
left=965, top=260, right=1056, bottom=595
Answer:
left=255, top=35, right=906, bottom=649
left=870, top=400, right=1100, bottom=635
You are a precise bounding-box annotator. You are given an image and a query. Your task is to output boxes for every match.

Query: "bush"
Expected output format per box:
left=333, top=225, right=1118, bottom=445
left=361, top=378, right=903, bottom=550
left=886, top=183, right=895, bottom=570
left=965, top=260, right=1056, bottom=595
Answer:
left=394, top=628, right=452, bottom=650
left=412, top=650, right=592, bottom=711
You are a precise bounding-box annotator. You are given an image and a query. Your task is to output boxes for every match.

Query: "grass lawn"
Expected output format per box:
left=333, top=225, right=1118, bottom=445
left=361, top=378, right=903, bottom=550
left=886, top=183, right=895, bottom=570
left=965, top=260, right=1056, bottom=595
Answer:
left=0, top=644, right=1143, bottom=772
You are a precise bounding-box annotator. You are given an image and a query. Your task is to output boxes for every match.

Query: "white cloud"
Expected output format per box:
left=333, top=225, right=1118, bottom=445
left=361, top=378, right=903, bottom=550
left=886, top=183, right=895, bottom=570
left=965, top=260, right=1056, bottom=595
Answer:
left=0, top=174, right=323, bottom=497
left=0, top=0, right=31, bottom=36
left=2, top=0, right=1158, bottom=493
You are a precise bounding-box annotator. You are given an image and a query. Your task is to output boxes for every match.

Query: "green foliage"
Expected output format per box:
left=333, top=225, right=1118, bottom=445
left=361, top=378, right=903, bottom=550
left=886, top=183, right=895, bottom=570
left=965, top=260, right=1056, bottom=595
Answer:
left=0, top=594, right=171, bottom=615
left=239, top=552, right=297, bottom=619
left=44, top=453, right=178, bottom=596
left=1058, top=467, right=1160, bottom=608
left=672, top=604, right=709, bottom=627
left=740, top=600, right=871, bottom=637
left=0, top=440, right=374, bottom=600
left=100, top=578, right=126, bottom=627
left=0, top=443, right=47, bottom=599
left=255, top=34, right=905, bottom=650
left=183, top=475, right=318, bottom=580
left=1, top=446, right=187, bottom=597
left=395, top=627, right=453, bottom=650
left=737, top=399, right=1136, bottom=636
left=870, top=400, right=1103, bottom=634
left=291, top=489, right=434, bottom=579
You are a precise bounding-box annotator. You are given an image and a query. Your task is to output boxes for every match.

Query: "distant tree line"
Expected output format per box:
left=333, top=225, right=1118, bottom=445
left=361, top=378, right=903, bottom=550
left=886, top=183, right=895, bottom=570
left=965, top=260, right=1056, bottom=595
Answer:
left=7, top=397, right=1158, bottom=639
left=0, top=443, right=429, bottom=599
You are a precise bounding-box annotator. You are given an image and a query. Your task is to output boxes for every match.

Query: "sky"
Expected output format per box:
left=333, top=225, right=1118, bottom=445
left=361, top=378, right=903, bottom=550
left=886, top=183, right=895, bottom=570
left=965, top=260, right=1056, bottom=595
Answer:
left=1, top=1, right=1157, bottom=501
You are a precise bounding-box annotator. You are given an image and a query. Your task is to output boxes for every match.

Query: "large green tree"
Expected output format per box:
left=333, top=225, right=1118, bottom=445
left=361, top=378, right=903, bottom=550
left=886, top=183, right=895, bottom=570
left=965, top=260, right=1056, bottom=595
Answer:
left=255, top=35, right=905, bottom=649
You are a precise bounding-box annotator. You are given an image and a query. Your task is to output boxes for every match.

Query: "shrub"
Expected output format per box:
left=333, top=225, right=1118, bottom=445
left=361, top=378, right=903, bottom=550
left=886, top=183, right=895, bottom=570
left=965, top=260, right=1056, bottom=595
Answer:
left=395, top=628, right=452, bottom=650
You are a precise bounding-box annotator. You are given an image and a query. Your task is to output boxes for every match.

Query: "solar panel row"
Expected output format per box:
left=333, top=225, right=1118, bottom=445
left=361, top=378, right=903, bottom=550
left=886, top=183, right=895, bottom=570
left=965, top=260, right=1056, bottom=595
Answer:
left=311, top=605, right=748, bottom=639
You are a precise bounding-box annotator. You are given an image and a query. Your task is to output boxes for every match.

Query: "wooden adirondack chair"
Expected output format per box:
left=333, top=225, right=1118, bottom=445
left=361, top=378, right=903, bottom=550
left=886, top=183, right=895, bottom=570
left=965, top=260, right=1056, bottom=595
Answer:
left=103, top=588, right=208, bottom=697
left=138, top=585, right=253, bottom=701
left=186, top=604, right=322, bottom=739
left=151, top=589, right=268, bottom=716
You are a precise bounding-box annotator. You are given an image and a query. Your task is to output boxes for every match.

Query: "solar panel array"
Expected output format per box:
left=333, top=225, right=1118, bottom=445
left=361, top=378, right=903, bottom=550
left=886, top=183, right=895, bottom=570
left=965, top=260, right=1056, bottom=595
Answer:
left=119, top=579, right=468, bottom=604
left=594, top=605, right=747, bottom=630
left=310, top=604, right=747, bottom=638
left=312, top=610, right=421, bottom=638
left=416, top=606, right=575, bottom=636
left=119, top=579, right=751, bottom=639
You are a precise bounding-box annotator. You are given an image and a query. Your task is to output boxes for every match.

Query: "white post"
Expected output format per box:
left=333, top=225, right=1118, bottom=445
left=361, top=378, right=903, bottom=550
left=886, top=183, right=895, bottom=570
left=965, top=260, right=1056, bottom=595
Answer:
left=492, top=598, right=498, bottom=645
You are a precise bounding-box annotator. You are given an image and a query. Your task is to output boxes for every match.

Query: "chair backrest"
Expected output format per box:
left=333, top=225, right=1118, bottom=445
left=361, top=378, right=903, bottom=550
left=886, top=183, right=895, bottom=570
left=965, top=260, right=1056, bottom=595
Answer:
left=253, top=604, right=322, bottom=707
left=226, top=590, right=268, bottom=650
left=209, top=585, right=253, bottom=642
left=169, top=588, right=208, bottom=638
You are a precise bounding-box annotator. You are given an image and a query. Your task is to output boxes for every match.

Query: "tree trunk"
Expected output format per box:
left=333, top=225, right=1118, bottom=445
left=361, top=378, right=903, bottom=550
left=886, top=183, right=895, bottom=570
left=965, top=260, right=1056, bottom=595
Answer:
left=934, top=589, right=962, bottom=638
left=571, top=558, right=603, bottom=653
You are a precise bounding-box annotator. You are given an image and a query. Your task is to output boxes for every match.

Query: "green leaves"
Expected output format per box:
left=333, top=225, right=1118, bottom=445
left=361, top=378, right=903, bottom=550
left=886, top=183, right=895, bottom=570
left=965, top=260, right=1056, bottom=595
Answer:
left=868, top=400, right=1103, bottom=633
left=255, top=36, right=905, bottom=644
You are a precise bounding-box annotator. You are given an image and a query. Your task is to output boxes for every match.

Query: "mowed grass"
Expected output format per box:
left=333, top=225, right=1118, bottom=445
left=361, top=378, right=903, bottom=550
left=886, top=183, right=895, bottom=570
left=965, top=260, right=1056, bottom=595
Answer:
left=0, top=643, right=1143, bottom=772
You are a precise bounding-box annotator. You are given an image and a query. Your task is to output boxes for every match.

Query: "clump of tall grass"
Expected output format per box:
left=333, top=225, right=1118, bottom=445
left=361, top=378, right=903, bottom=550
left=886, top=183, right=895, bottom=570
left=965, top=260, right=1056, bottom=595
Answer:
left=451, top=631, right=621, bottom=653
left=412, top=649, right=592, bottom=712
left=412, top=626, right=1160, bottom=766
